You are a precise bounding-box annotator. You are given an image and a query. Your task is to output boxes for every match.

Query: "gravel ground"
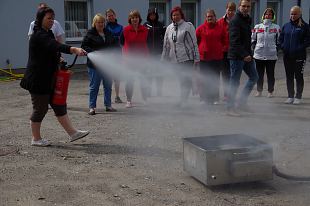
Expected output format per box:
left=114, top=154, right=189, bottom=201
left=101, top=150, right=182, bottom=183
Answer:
left=0, top=63, right=310, bottom=206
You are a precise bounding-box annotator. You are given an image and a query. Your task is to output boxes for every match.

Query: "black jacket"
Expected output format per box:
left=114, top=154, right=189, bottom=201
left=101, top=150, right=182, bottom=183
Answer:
left=20, top=28, right=71, bottom=94
left=228, top=10, right=252, bottom=60
left=81, top=27, right=115, bottom=69
left=143, top=9, right=166, bottom=55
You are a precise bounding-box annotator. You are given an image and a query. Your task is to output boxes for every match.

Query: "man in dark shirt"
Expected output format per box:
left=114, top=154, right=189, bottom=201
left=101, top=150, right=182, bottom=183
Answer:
left=226, top=0, right=258, bottom=116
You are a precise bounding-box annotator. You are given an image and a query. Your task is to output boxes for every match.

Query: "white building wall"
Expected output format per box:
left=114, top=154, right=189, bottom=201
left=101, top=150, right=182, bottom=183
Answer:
left=0, top=0, right=308, bottom=69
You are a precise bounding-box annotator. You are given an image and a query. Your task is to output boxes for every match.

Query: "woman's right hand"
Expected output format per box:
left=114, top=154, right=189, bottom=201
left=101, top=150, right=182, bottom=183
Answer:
left=71, top=47, right=87, bottom=56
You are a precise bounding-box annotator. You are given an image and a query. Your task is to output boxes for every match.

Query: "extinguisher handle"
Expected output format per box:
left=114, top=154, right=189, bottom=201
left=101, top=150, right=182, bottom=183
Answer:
left=60, top=61, right=68, bottom=70
left=67, top=55, right=78, bottom=69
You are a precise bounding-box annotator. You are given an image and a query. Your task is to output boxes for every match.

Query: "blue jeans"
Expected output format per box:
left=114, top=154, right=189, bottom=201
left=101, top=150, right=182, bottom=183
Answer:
left=88, top=67, right=112, bottom=108
left=227, top=60, right=258, bottom=109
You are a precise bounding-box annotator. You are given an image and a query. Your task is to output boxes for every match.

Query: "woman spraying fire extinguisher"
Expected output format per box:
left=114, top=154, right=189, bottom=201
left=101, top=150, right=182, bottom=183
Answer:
left=20, top=6, right=89, bottom=146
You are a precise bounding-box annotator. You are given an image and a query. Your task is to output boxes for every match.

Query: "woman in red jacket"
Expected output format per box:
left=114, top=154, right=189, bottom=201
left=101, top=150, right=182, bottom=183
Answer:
left=196, top=9, right=227, bottom=105
left=120, top=10, right=149, bottom=108
left=217, top=2, right=236, bottom=101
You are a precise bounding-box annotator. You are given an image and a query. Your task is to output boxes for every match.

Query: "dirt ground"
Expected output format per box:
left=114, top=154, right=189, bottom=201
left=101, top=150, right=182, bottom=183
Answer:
left=1, top=65, right=310, bottom=206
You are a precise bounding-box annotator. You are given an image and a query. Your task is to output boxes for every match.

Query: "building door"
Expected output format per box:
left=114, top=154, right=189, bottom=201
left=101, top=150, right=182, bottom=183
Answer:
left=267, top=0, right=282, bottom=26
left=149, top=0, right=168, bottom=25
left=181, top=0, right=198, bottom=26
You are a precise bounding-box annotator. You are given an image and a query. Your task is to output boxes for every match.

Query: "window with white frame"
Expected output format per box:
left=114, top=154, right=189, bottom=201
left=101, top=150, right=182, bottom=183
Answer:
left=181, top=0, right=199, bottom=27
left=251, top=0, right=259, bottom=27
left=267, top=0, right=281, bottom=25
left=149, top=0, right=168, bottom=25
left=64, top=0, right=89, bottom=42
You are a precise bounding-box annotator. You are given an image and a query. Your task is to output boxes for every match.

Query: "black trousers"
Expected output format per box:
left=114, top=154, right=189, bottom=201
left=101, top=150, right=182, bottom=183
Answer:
left=221, top=52, right=231, bottom=97
left=199, top=60, right=221, bottom=103
left=254, top=59, right=276, bottom=93
left=283, top=55, right=305, bottom=99
left=177, top=61, right=194, bottom=102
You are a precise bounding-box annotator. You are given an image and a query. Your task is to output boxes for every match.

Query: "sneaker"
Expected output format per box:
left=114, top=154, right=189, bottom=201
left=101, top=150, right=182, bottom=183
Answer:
left=69, top=130, right=89, bottom=142
left=126, top=101, right=132, bottom=108
left=106, top=107, right=117, bottom=112
left=267, top=92, right=273, bottom=98
left=141, top=100, right=148, bottom=106
left=284, top=98, right=294, bottom=104
left=293, top=98, right=302, bottom=105
left=88, top=108, right=96, bottom=115
left=226, top=109, right=241, bottom=117
left=255, top=92, right=262, bottom=97
left=238, top=105, right=254, bottom=113
left=115, top=96, right=123, bottom=104
left=213, top=101, right=220, bottom=105
left=31, top=138, right=51, bottom=147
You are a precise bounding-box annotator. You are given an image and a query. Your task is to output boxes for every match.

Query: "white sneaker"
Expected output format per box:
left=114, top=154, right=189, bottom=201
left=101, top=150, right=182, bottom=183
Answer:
left=267, top=92, right=273, bottom=98
left=70, top=130, right=89, bottom=142
left=226, top=109, right=241, bottom=117
left=31, top=138, right=51, bottom=147
left=213, top=101, right=220, bottom=105
left=284, top=98, right=294, bottom=104
left=255, top=92, right=262, bottom=97
left=293, top=98, right=302, bottom=105
left=126, top=101, right=132, bottom=108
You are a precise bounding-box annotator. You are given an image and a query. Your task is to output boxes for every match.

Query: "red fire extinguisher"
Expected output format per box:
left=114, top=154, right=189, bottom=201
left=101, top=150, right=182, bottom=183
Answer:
left=52, top=55, right=78, bottom=105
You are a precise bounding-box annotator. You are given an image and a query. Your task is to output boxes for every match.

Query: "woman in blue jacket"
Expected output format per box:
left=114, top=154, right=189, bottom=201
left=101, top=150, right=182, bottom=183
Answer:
left=279, top=6, right=310, bottom=105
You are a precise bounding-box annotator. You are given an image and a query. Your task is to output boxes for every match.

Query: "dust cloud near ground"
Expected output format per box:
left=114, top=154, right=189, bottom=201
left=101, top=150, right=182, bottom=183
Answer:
left=1, top=62, right=310, bottom=205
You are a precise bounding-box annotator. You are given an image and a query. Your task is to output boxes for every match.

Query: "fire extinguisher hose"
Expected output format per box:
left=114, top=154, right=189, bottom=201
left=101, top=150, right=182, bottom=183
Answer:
left=273, top=165, right=310, bottom=181
left=67, top=55, right=78, bottom=69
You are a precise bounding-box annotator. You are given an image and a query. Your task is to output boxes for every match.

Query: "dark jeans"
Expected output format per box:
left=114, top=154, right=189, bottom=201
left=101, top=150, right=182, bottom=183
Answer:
left=199, top=60, right=221, bottom=103
left=177, top=61, right=194, bottom=102
left=283, top=55, right=305, bottom=99
left=222, top=52, right=231, bottom=97
left=255, top=59, right=276, bottom=93
left=88, top=67, right=112, bottom=108
left=227, top=59, right=259, bottom=109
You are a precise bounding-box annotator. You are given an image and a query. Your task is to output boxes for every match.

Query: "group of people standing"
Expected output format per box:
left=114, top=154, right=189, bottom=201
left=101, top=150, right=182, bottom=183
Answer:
left=20, top=1, right=310, bottom=146
left=81, top=8, right=166, bottom=111
left=79, top=0, right=310, bottom=116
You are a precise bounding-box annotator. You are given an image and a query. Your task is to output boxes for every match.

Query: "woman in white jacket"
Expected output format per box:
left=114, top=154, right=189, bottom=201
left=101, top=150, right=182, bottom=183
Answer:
left=161, top=6, right=200, bottom=106
left=252, top=8, right=281, bottom=98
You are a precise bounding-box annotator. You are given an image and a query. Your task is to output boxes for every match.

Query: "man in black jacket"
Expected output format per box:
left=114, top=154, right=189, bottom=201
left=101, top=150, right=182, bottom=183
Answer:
left=226, top=0, right=258, bottom=116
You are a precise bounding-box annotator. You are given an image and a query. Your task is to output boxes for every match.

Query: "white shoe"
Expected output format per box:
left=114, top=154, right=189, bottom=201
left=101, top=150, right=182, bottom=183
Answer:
left=255, top=92, right=262, bottom=97
left=213, top=101, right=220, bottom=105
left=293, top=98, right=302, bottom=105
left=31, top=138, right=51, bottom=147
left=226, top=109, right=241, bottom=117
left=70, top=130, right=89, bottom=142
left=284, top=98, right=294, bottom=104
left=267, top=92, right=273, bottom=98
left=126, top=101, right=132, bottom=108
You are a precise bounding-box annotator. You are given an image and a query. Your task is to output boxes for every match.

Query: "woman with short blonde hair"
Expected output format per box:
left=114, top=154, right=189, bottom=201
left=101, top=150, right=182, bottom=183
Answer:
left=81, top=13, right=117, bottom=115
left=92, top=13, right=105, bottom=28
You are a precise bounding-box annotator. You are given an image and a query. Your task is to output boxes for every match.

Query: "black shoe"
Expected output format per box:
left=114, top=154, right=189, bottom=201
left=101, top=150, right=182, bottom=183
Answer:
left=115, top=96, right=123, bottom=103
left=106, top=107, right=117, bottom=112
